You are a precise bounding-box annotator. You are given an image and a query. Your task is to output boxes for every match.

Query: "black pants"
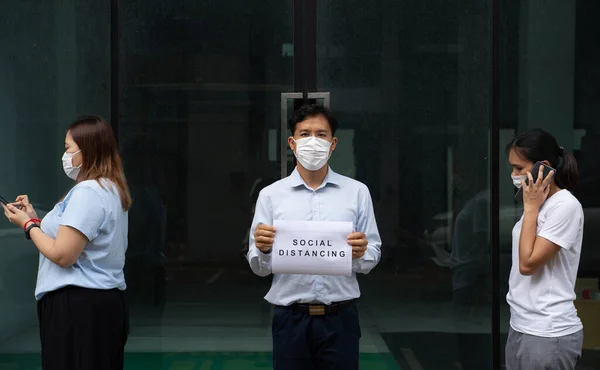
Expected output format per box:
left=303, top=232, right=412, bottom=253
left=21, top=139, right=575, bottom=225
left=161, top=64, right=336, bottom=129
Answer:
left=37, top=285, right=129, bottom=370
left=272, top=302, right=361, bottom=370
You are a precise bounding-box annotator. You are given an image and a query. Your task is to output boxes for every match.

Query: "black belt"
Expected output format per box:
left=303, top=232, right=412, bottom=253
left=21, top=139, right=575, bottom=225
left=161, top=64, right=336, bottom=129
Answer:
left=276, top=299, right=357, bottom=316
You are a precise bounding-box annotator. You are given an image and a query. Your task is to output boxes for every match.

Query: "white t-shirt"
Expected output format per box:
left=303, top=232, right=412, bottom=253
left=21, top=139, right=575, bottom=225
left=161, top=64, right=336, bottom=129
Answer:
left=506, top=189, right=584, bottom=337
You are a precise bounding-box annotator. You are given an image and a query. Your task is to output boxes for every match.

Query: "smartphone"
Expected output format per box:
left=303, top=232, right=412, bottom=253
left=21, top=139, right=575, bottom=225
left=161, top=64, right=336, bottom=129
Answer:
left=514, top=161, right=555, bottom=203
left=0, top=196, right=22, bottom=210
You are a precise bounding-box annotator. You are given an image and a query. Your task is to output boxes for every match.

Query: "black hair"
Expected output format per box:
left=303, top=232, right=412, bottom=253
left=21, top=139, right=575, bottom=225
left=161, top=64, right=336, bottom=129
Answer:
left=289, top=104, right=338, bottom=135
left=506, top=128, right=579, bottom=191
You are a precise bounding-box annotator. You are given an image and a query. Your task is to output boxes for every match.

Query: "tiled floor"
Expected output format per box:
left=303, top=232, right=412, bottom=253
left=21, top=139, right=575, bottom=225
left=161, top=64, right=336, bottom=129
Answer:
left=0, top=266, right=505, bottom=369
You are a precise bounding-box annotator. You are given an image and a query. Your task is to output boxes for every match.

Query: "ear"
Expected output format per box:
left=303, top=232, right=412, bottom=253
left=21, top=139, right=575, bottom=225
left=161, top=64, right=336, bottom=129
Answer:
left=541, top=160, right=551, bottom=167
left=288, top=136, right=296, bottom=152
left=73, top=151, right=84, bottom=167
left=330, top=137, right=338, bottom=153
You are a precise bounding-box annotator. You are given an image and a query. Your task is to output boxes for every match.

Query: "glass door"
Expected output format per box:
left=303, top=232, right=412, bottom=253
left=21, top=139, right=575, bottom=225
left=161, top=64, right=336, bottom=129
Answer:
left=119, top=1, right=293, bottom=368
left=315, top=1, right=494, bottom=369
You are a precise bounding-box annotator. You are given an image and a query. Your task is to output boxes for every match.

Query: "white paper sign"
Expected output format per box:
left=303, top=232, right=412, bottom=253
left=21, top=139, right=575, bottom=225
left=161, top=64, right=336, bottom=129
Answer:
left=272, top=220, right=353, bottom=276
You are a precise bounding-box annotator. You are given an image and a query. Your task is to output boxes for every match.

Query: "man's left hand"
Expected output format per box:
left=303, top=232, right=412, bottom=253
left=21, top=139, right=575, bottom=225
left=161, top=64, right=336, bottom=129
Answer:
left=348, top=232, right=368, bottom=259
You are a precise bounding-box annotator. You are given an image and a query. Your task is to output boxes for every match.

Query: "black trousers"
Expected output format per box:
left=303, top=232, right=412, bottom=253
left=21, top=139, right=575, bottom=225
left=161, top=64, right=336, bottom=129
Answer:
left=37, top=285, right=129, bottom=370
left=272, top=302, right=361, bottom=370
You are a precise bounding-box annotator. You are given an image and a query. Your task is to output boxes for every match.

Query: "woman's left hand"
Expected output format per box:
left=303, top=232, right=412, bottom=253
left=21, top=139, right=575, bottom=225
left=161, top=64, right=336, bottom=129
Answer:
left=2, top=203, right=33, bottom=228
left=522, top=164, right=554, bottom=211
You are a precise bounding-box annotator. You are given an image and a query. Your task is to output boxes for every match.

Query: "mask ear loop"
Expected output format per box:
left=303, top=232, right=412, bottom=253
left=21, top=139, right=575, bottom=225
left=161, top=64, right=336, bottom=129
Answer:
left=69, top=150, right=83, bottom=169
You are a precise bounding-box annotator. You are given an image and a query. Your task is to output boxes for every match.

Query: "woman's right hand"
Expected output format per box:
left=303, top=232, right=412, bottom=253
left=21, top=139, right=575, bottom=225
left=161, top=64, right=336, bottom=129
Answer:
left=15, top=195, right=38, bottom=220
left=522, top=166, right=553, bottom=212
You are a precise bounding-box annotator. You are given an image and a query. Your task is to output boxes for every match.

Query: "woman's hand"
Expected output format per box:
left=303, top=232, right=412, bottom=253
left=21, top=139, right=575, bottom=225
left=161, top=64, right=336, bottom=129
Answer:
left=522, top=164, right=554, bottom=212
left=2, top=203, right=34, bottom=229
left=15, top=195, right=38, bottom=219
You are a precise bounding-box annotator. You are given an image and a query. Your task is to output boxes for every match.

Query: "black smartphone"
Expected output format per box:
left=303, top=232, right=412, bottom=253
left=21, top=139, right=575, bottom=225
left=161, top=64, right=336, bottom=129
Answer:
left=514, top=161, right=555, bottom=203
left=0, top=196, right=22, bottom=209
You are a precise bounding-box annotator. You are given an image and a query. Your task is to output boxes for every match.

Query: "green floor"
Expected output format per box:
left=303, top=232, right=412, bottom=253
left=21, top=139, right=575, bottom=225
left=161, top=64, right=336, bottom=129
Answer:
left=0, top=352, right=401, bottom=370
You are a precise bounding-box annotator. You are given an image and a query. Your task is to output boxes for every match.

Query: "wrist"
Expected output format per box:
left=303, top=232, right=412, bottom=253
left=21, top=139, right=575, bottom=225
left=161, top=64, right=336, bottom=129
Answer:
left=22, top=218, right=41, bottom=231
left=523, top=207, right=539, bottom=216
left=24, top=223, right=41, bottom=240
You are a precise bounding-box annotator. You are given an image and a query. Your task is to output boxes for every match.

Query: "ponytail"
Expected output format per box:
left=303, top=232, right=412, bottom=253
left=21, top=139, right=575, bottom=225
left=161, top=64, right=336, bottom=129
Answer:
left=555, top=150, right=579, bottom=192
left=508, top=128, right=581, bottom=193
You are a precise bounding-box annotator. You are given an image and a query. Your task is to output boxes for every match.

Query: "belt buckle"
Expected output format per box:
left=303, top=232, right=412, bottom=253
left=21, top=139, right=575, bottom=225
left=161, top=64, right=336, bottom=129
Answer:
left=309, top=305, right=326, bottom=316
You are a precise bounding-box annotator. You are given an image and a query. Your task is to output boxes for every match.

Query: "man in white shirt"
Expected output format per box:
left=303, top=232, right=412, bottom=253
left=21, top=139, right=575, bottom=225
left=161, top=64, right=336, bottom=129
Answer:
left=247, top=105, right=382, bottom=370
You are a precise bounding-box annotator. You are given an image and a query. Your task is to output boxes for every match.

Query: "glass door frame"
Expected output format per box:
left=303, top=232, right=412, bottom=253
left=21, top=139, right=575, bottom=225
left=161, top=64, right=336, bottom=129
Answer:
left=285, top=1, right=503, bottom=368
left=107, top=0, right=504, bottom=368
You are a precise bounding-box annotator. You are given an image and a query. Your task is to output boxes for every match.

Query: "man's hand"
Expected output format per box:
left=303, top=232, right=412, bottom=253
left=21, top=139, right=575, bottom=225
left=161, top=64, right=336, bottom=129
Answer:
left=348, top=232, right=368, bottom=259
left=254, top=224, right=276, bottom=254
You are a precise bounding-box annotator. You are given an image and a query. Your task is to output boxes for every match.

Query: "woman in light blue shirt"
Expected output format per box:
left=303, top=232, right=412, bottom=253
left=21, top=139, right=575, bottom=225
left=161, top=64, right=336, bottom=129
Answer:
left=2, top=115, right=131, bottom=370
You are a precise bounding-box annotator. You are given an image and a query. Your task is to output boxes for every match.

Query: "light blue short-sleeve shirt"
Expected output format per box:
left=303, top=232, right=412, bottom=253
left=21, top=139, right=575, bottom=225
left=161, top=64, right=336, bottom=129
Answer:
left=246, top=167, right=383, bottom=306
left=35, top=179, right=128, bottom=300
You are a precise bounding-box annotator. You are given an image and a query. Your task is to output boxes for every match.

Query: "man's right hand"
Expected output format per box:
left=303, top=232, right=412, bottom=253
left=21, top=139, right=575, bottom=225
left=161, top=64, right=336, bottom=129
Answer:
left=254, top=224, right=276, bottom=254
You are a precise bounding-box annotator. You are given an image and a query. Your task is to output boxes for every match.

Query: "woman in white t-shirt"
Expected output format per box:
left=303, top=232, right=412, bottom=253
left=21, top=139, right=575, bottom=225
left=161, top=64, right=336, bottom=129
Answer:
left=505, top=128, right=584, bottom=370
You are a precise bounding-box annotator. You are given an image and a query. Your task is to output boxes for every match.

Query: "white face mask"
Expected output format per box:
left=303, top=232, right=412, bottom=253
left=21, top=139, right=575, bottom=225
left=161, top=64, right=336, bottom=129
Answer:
left=512, top=175, right=527, bottom=189
left=293, top=137, right=332, bottom=171
left=62, top=150, right=81, bottom=180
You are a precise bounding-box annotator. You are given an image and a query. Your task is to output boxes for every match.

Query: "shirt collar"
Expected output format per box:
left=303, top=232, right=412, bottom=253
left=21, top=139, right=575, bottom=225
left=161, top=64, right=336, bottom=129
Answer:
left=288, top=167, right=341, bottom=189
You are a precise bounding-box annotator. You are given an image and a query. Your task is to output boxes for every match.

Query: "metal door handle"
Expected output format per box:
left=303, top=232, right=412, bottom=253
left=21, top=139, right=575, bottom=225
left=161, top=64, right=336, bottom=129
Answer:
left=280, top=92, right=331, bottom=178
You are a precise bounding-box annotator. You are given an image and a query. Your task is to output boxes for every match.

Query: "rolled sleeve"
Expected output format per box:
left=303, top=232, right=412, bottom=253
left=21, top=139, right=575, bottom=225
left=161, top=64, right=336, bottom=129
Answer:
left=352, top=186, right=382, bottom=274
left=60, top=186, right=106, bottom=241
left=247, top=191, right=273, bottom=277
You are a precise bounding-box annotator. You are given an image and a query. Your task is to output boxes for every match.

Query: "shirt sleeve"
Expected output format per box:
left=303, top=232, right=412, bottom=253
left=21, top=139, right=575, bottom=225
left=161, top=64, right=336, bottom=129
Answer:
left=352, top=185, right=382, bottom=274
left=60, top=186, right=107, bottom=241
left=537, top=200, right=583, bottom=250
left=247, top=190, right=273, bottom=277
